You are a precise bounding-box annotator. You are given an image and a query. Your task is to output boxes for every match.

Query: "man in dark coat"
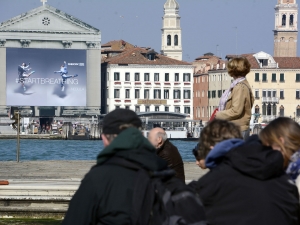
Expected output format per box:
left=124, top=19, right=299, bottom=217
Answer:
left=62, top=109, right=204, bottom=225
left=189, top=119, right=300, bottom=225
left=148, top=127, right=185, bottom=181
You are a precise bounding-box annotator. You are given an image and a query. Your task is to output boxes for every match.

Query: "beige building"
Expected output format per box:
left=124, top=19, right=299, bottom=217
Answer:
left=245, top=51, right=300, bottom=123
left=274, top=0, right=298, bottom=57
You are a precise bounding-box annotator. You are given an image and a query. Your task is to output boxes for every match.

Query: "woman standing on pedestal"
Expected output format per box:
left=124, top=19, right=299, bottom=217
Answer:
left=215, top=57, right=254, bottom=140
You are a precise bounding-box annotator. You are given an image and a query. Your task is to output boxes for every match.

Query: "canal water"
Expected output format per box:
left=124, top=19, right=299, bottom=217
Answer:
left=0, top=139, right=197, bottom=162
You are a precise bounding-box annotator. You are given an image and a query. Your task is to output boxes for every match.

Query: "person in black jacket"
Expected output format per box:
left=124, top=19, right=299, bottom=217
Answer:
left=189, top=119, right=300, bottom=225
left=148, top=127, right=185, bottom=181
left=62, top=109, right=206, bottom=225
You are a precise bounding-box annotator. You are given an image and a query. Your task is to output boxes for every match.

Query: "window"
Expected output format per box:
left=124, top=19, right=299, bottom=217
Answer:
left=279, top=105, right=284, bottom=117
left=115, top=106, right=120, bottom=109
left=114, top=72, right=120, bottom=81
left=135, top=106, right=140, bottom=113
left=145, top=106, right=150, bottom=112
left=175, top=107, right=180, bottom=113
left=135, top=89, right=140, bottom=99
left=296, top=90, right=300, bottom=99
left=262, top=73, right=267, bottom=82
left=155, top=106, right=159, bottom=111
left=282, top=14, right=286, bottom=26
left=255, top=90, right=259, bottom=99
left=154, top=73, right=159, bottom=81
left=262, top=90, right=267, bottom=98
left=125, top=89, right=130, bottom=98
left=165, top=106, right=169, bottom=112
left=255, top=105, right=260, bottom=114
left=144, top=73, right=150, bottom=81
left=208, top=91, right=211, bottom=98
left=135, top=73, right=140, bottom=81
left=125, top=72, right=130, bottom=81
left=175, top=73, right=179, bottom=81
left=255, top=73, right=259, bottom=82
left=114, top=89, right=120, bottom=98
left=267, top=103, right=272, bottom=116
left=218, top=90, right=222, bottom=98
left=272, top=90, right=277, bottom=97
left=164, top=90, right=169, bottom=99
left=167, top=35, right=171, bottom=46
left=154, top=89, right=161, bottom=99
left=183, top=73, right=191, bottom=82
left=296, top=74, right=300, bottom=82
left=212, top=91, right=216, bottom=98
left=267, top=90, right=272, bottom=98
left=144, top=89, right=150, bottom=99
left=272, top=73, right=276, bottom=82
left=297, top=105, right=300, bottom=117
left=184, top=90, right=191, bottom=99
left=280, top=90, right=284, bottom=99
left=290, top=14, right=294, bottom=26
left=174, top=35, right=178, bottom=46
left=125, top=106, right=130, bottom=110
left=273, top=104, right=277, bottom=116
left=174, top=90, right=181, bottom=99
left=184, top=107, right=190, bottom=114
left=165, top=73, right=169, bottom=81
left=280, top=73, right=285, bottom=82
left=262, top=104, right=266, bottom=115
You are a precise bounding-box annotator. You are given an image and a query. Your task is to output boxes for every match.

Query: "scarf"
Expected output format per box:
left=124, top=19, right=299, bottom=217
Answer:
left=286, top=150, right=300, bottom=181
left=218, top=77, right=245, bottom=111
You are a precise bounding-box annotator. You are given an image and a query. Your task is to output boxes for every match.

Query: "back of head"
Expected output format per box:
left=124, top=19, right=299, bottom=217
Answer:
left=102, top=108, right=142, bottom=135
left=227, top=57, right=251, bottom=78
left=259, top=117, right=300, bottom=167
left=198, top=119, right=242, bottom=159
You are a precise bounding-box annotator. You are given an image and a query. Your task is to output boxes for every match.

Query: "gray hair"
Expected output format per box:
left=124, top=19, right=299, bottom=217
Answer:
left=157, top=131, right=168, bottom=142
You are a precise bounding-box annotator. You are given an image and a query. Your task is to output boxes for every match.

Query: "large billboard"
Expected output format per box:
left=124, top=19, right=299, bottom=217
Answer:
left=6, top=48, right=87, bottom=106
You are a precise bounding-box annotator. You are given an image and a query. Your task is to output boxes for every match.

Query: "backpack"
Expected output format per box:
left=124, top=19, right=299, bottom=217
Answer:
left=105, top=157, right=207, bottom=225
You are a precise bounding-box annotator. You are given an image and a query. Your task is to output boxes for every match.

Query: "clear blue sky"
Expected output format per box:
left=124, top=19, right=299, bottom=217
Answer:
left=0, top=0, right=290, bottom=61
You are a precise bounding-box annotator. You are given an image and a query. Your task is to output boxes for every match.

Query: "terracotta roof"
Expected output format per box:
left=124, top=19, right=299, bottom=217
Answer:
left=104, top=47, right=191, bottom=66
left=195, top=55, right=221, bottom=61
left=273, top=57, right=300, bottom=69
left=225, top=53, right=260, bottom=69
left=101, top=40, right=135, bottom=51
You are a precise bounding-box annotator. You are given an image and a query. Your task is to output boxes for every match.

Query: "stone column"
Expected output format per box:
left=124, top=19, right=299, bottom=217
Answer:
left=86, top=49, right=101, bottom=108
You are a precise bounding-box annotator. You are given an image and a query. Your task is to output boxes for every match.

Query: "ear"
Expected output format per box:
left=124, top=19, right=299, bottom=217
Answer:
left=210, top=146, right=214, bottom=150
left=101, top=134, right=110, bottom=147
left=279, top=137, right=285, bottom=145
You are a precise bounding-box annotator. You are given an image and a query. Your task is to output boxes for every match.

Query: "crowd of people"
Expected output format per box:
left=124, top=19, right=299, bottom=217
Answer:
left=61, top=57, right=300, bottom=225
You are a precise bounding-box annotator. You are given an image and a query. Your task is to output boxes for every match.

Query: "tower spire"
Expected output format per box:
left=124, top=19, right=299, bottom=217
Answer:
left=161, top=0, right=182, bottom=60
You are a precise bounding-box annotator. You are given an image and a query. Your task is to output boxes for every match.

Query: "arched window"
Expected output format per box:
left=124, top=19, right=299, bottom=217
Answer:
left=167, top=35, right=171, bottom=46
left=262, top=103, right=266, bottom=115
left=267, top=103, right=272, bottom=116
left=290, top=14, right=294, bottom=26
left=272, top=104, right=277, bottom=116
left=296, top=105, right=300, bottom=117
left=279, top=105, right=284, bottom=117
left=174, top=35, right=178, bottom=46
left=282, top=14, right=286, bottom=26
left=255, top=105, right=260, bottom=114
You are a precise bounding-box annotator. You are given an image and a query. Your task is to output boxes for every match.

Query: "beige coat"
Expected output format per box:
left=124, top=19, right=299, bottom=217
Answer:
left=216, top=80, right=254, bottom=131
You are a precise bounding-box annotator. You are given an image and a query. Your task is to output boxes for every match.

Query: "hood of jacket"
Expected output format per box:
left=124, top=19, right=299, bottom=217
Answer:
left=224, top=135, right=284, bottom=180
left=205, top=139, right=244, bottom=169
left=97, top=127, right=168, bottom=171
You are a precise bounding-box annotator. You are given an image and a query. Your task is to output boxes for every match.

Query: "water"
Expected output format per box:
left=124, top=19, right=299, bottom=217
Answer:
left=0, top=139, right=197, bottom=162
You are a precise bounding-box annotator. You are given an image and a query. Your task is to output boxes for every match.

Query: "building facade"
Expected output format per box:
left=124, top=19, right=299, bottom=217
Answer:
left=274, top=0, right=298, bottom=57
left=102, top=47, right=193, bottom=118
left=247, top=51, right=300, bottom=123
left=161, top=0, right=182, bottom=60
left=0, top=3, right=101, bottom=118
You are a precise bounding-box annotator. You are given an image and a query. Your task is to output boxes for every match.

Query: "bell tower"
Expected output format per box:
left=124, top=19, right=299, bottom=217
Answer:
left=161, top=0, right=182, bottom=60
left=274, top=0, right=298, bottom=57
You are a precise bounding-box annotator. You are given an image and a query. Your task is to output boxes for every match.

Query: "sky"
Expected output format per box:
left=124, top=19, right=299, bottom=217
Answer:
left=0, top=0, right=289, bottom=62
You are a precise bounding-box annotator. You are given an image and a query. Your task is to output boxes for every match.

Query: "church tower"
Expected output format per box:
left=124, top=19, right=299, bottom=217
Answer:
left=161, top=0, right=182, bottom=60
left=274, top=0, right=298, bottom=57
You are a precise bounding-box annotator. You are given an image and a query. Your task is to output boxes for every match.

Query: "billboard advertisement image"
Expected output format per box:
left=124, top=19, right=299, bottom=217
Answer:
left=6, top=48, right=87, bottom=106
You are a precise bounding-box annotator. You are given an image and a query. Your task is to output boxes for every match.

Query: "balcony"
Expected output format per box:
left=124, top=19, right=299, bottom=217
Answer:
left=261, top=97, right=279, bottom=104
left=261, top=115, right=276, bottom=122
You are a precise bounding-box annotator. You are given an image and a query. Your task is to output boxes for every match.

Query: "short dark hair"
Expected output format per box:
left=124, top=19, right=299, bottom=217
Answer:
left=198, top=119, right=242, bottom=159
left=227, top=57, right=251, bottom=78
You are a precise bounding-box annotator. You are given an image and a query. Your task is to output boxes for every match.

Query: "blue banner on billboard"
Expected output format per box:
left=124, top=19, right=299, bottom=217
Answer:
left=6, top=48, right=87, bottom=106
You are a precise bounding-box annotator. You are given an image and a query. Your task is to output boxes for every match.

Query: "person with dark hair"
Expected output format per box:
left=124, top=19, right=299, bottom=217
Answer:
left=148, top=127, right=185, bottom=181
left=215, top=57, right=254, bottom=140
left=260, top=117, right=300, bottom=195
left=189, top=119, right=300, bottom=225
left=63, top=109, right=206, bottom=225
